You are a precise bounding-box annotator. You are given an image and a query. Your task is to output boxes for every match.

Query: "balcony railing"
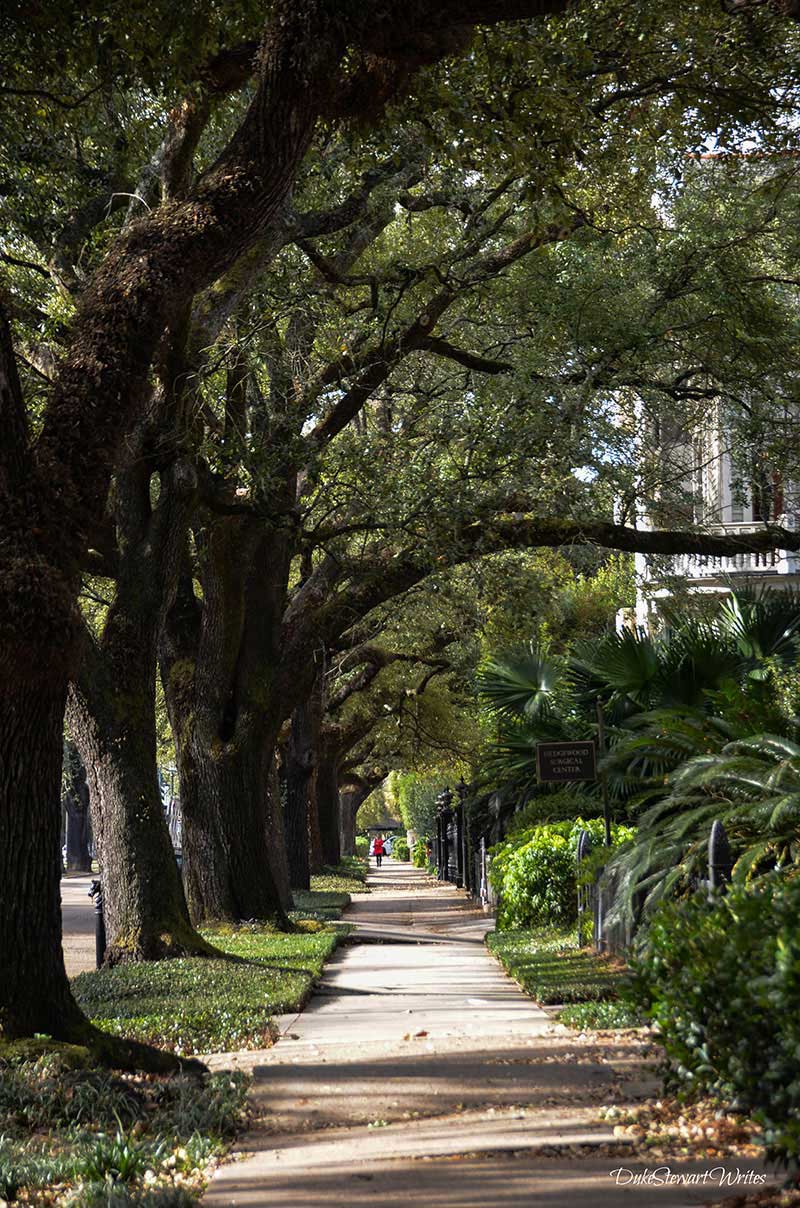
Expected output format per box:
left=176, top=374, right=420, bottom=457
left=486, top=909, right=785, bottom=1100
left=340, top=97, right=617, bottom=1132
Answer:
left=646, top=522, right=800, bottom=584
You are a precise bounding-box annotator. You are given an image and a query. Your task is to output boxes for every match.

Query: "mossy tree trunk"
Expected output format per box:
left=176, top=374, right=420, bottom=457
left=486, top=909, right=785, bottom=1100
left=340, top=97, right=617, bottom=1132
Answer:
left=161, top=519, right=294, bottom=924
left=66, top=458, right=211, bottom=963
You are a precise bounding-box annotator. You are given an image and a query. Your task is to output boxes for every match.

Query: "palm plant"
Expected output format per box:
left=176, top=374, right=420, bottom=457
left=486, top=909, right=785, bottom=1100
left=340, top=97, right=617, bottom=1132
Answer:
left=608, top=733, right=800, bottom=924
left=476, top=643, right=585, bottom=805
left=477, top=644, right=564, bottom=722
left=477, top=587, right=800, bottom=854
left=715, top=586, right=800, bottom=670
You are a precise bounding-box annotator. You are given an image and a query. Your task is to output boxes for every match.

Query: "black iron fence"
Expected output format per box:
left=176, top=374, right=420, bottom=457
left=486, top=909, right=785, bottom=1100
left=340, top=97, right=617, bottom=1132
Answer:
left=431, top=781, right=497, bottom=910
left=575, top=817, right=736, bottom=954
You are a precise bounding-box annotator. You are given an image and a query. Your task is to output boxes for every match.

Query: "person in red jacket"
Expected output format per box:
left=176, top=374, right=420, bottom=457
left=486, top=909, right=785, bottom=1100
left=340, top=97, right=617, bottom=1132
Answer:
left=373, top=834, right=385, bottom=868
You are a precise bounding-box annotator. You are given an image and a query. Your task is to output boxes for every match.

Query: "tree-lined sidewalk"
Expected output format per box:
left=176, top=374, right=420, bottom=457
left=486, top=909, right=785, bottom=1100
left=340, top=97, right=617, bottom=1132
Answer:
left=202, top=861, right=772, bottom=1207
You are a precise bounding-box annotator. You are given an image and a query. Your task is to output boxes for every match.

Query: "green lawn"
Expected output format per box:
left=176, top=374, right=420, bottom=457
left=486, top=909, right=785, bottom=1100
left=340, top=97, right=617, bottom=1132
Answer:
left=310, top=857, right=370, bottom=895
left=73, top=922, right=341, bottom=1056
left=71, top=880, right=361, bottom=1056
left=486, top=925, right=643, bottom=1027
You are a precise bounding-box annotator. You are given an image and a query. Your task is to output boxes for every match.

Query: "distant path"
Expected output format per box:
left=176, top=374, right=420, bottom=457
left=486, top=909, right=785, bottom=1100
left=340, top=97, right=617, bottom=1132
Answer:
left=204, top=860, right=765, bottom=1206
left=61, top=872, right=96, bottom=977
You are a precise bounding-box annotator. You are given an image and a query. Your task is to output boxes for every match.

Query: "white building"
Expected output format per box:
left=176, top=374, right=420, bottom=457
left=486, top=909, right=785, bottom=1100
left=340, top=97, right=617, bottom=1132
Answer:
left=627, top=419, right=800, bottom=631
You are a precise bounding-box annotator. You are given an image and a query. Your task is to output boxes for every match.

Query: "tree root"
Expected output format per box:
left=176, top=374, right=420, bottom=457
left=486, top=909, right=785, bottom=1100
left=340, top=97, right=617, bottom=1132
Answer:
left=1, top=1023, right=206, bottom=1076
left=103, top=922, right=221, bottom=966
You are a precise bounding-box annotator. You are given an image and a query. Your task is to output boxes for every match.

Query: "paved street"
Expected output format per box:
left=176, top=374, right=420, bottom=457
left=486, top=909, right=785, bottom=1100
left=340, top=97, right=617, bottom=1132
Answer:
left=61, top=872, right=97, bottom=977
left=203, top=862, right=769, bottom=1207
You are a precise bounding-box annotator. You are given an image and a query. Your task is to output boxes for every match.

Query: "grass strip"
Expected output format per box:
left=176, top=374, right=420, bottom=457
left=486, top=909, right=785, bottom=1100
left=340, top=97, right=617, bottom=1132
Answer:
left=486, top=925, right=638, bottom=1017
left=309, top=857, right=370, bottom=896
left=73, top=924, right=340, bottom=1056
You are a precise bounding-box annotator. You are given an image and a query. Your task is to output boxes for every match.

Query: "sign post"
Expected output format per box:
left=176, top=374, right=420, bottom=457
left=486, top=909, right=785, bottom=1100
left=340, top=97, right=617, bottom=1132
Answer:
left=595, top=701, right=612, bottom=847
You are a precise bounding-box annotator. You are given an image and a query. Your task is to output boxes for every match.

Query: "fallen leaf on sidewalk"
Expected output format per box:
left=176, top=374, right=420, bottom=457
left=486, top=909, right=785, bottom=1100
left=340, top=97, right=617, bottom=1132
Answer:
left=414, top=1030, right=428, bottom=1037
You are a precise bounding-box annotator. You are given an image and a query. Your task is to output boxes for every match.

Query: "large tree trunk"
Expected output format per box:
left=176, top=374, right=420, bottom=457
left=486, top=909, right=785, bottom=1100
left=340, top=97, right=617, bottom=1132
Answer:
left=66, top=459, right=208, bottom=963
left=315, top=747, right=342, bottom=868
left=283, top=705, right=314, bottom=890
left=160, top=525, right=293, bottom=925
left=339, top=779, right=371, bottom=857
left=0, top=681, right=88, bottom=1039
left=161, top=605, right=289, bottom=924
left=177, top=717, right=290, bottom=922
left=63, top=739, right=92, bottom=873
left=67, top=650, right=205, bottom=963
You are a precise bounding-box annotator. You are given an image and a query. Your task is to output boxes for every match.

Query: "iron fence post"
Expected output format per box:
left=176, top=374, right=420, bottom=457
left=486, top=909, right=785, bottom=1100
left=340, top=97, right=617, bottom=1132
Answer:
left=88, top=879, right=106, bottom=968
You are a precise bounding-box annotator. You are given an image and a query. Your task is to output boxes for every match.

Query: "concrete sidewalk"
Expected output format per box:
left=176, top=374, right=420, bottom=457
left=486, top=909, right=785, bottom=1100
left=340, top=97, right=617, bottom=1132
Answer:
left=204, top=860, right=771, bottom=1207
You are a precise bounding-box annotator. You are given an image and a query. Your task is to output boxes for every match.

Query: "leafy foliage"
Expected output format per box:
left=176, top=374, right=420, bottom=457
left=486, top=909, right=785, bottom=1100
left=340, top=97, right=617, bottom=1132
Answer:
left=489, top=818, right=634, bottom=930
left=394, top=772, right=449, bottom=839
left=392, top=837, right=410, bottom=861
left=412, top=838, right=429, bottom=868
left=607, top=731, right=800, bottom=923
left=630, top=874, right=800, bottom=1165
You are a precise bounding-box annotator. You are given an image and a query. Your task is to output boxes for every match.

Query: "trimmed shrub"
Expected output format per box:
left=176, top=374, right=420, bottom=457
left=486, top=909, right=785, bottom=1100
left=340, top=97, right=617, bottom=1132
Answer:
left=392, top=837, right=410, bottom=861
left=412, top=838, right=428, bottom=868
left=630, top=873, right=800, bottom=1166
left=354, top=835, right=369, bottom=856
left=489, top=818, right=634, bottom=930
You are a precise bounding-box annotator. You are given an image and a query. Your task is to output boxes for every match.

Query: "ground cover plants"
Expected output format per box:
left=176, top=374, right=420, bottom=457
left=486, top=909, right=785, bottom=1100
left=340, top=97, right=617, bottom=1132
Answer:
left=70, top=880, right=359, bottom=1056
left=486, top=924, right=633, bottom=1008
left=72, top=927, right=341, bottom=1055
left=309, top=859, right=369, bottom=896
left=0, top=1044, right=248, bottom=1206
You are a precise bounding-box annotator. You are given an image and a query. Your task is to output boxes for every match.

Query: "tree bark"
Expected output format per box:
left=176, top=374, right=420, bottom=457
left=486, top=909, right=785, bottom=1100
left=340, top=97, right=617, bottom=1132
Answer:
left=266, top=753, right=291, bottom=907
left=67, top=646, right=205, bottom=963
left=66, top=457, right=209, bottom=963
left=160, top=522, right=294, bottom=924
left=181, top=724, right=290, bottom=922
left=284, top=704, right=314, bottom=890
left=315, top=746, right=342, bottom=868
left=339, top=780, right=371, bottom=857
left=0, top=682, right=89, bottom=1039
left=308, top=770, right=324, bottom=876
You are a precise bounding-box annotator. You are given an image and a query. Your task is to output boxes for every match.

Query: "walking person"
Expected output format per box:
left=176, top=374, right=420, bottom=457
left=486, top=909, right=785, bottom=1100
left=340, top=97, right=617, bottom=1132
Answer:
left=373, top=834, right=385, bottom=868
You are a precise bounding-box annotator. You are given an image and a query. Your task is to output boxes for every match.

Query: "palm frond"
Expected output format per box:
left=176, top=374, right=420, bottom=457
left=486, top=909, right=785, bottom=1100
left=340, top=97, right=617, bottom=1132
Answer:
left=477, top=643, right=564, bottom=721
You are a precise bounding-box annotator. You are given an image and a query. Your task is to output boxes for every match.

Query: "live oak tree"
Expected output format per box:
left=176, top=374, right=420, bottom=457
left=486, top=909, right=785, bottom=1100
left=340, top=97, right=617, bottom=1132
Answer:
left=3, top=0, right=800, bottom=1047
left=2, top=0, right=584, bottom=1049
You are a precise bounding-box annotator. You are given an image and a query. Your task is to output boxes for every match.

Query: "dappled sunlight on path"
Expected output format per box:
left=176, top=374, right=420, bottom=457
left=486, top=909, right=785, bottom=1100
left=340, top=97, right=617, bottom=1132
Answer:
left=203, top=860, right=770, bottom=1207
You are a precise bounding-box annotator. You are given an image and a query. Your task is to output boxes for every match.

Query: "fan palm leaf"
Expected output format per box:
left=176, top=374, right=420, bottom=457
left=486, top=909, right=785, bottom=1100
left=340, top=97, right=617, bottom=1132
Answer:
left=477, top=643, right=564, bottom=722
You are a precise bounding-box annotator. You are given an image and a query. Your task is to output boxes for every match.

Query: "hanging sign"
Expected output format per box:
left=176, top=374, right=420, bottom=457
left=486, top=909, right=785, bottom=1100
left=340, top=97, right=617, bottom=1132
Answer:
left=536, top=740, right=597, bottom=783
